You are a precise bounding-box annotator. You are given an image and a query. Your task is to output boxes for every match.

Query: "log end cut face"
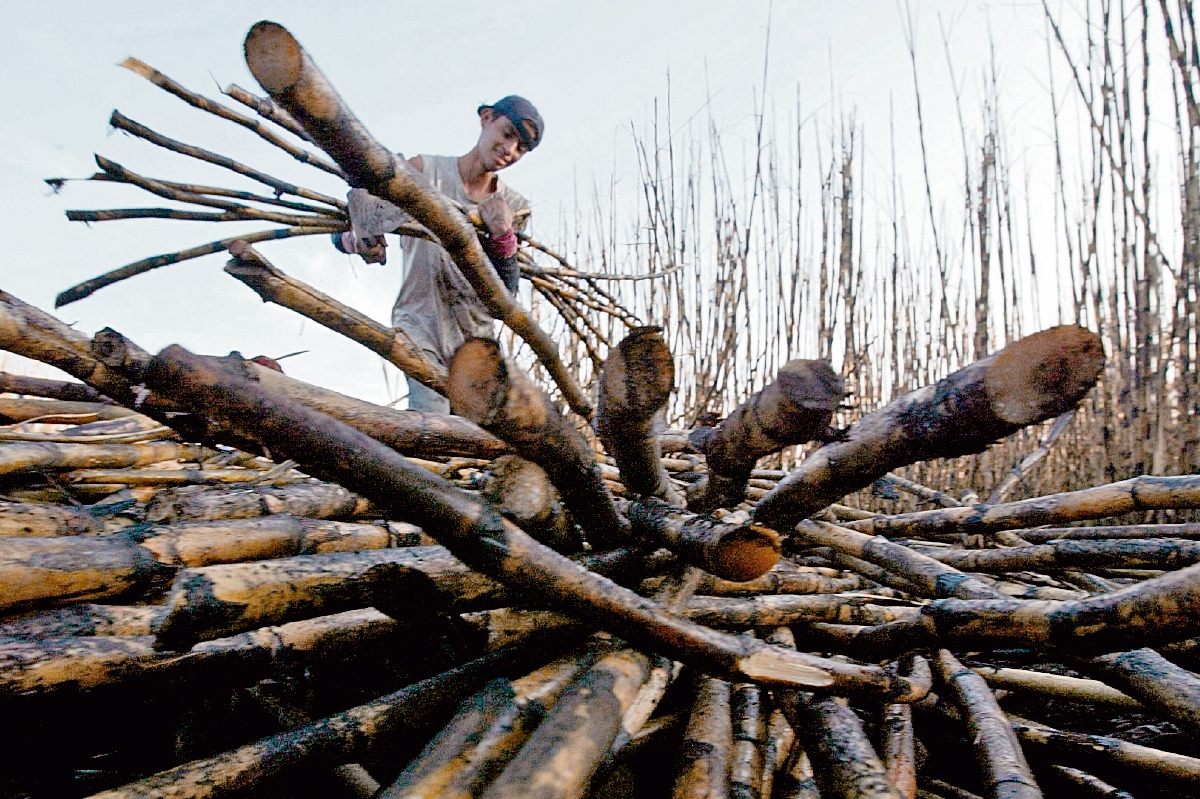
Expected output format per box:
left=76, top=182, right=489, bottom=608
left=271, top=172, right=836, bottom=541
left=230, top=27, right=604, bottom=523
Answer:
left=987, top=325, right=1104, bottom=425
left=244, top=22, right=303, bottom=95
left=598, top=326, right=674, bottom=420
left=706, top=524, right=782, bottom=582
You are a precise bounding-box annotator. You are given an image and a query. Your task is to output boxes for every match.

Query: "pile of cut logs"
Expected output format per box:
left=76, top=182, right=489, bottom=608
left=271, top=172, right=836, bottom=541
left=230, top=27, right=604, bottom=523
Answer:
left=4, top=19, right=1200, bottom=799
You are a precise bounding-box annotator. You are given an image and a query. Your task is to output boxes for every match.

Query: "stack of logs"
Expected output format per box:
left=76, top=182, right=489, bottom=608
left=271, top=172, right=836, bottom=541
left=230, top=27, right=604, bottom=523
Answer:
left=4, top=19, right=1200, bottom=799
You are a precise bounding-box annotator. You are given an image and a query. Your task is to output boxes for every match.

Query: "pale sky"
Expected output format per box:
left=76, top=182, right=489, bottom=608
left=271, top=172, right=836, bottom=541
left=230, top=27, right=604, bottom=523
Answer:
left=0, top=2, right=1081, bottom=405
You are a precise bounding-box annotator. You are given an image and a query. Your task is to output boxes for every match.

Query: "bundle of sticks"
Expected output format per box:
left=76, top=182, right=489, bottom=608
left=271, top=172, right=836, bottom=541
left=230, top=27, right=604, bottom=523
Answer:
left=4, top=19, right=1200, bottom=799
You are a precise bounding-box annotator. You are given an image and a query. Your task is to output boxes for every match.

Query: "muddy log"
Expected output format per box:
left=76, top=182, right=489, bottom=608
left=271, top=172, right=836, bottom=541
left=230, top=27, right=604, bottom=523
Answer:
left=729, top=678, right=768, bottom=799
left=881, top=702, right=916, bottom=799
left=673, top=676, right=733, bottom=799
left=969, top=666, right=1141, bottom=710
left=683, top=595, right=919, bottom=629
left=694, top=562, right=865, bottom=597
left=144, top=482, right=373, bottom=523
left=1083, top=648, right=1200, bottom=735
left=448, top=338, right=627, bottom=550
left=241, top=21, right=591, bottom=418
left=793, top=521, right=1006, bottom=600
left=839, top=561, right=1200, bottom=660
left=934, top=650, right=1042, bottom=799
left=0, top=500, right=104, bottom=537
left=776, top=691, right=901, bottom=799
left=0, top=603, right=161, bottom=639
left=1020, top=523, right=1200, bottom=542
left=754, top=326, right=1104, bottom=532
left=0, top=372, right=109, bottom=403
left=225, top=243, right=446, bottom=392
left=909, top=538, right=1200, bottom=573
left=594, top=326, right=681, bottom=503
left=482, top=647, right=652, bottom=799
left=689, top=359, right=843, bottom=513
left=84, top=635, right=578, bottom=799
left=144, top=344, right=924, bottom=694
left=153, top=544, right=504, bottom=649
left=843, top=475, right=1200, bottom=540
left=0, top=536, right=166, bottom=615
left=628, top=498, right=781, bottom=581
left=0, top=441, right=205, bottom=478
left=0, top=397, right=131, bottom=423
left=483, top=455, right=582, bottom=554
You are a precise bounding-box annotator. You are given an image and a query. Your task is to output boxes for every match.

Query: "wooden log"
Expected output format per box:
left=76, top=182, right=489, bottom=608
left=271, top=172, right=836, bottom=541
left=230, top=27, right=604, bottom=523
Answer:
left=754, top=326, right=1104, bottom=532
left=0, top=397, right=130, bottom=423
left=843, top=475, right=1200, bottom=540
left=0, top=500, right=103, bottom=537
left=448, top=338, right=627, bottom=550
left=0, top=603, right=161, bottom=639
left=683, top=595, right=919, bottom=629
left=153, top=544, right=504, bottom=649
left=673, top=675, right=733, bottom=799
left=969, top=666, right=1142, bottom=710
left=628, top=499, right=781, bottom=581
left=776, top=691, right=902, bottom=799
left=695, top=563, right=865, bottom=597
left=433, top=647, right=598, bottom=799
left=689, top=359, right=842, bottom=513
left=841, top=562, right=1200, bottom=660
left=241, top=21, right=591, bottom=417
left=730, top=679, right=768, bottom=799
left=0, top=441, right=204, bottom=477
left=933, top=650, right=1042, bottom=799
left=225, top=243, right=446, bottom=392
left=793, top=521, right=1006, bottom=600
left=1083, top=648, right=1200, bottom=735
left=594, top=326, right=681, bottom=503
left=83, top=634, right=578, bottom=799
left=482, top=648, right=652, bottom=799
left=247, top=360, right=508, bottom=459
left=483, top=455, right=582, bottom=554
left=223, top=83, right=314, bottom=141
left=0, top=608, right=400, bottom=700
left=1021, top=523, right=1200, bottom=542
left=908, top=538, right=1200, bottom=573
left=1010, top=716, right=1200, bottom=792
left=881, top=702, right=917, bottom=799
left=0, top=373, right=108, bottom=403
left=878, top=473, right=964, bottom=509
left=144, top=483, right=373, bottom=523
left=142, top=344, right=927, bottom=694
left=459, top=608, right=582, bottom=652
left=1039, top=765, right=1132, bottom=799
left=0, top=536, right=165, bottom=615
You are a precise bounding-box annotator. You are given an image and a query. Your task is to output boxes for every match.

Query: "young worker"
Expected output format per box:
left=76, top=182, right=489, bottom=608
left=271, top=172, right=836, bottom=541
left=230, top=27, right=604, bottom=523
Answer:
left=336, top=96, right=543, bottom=413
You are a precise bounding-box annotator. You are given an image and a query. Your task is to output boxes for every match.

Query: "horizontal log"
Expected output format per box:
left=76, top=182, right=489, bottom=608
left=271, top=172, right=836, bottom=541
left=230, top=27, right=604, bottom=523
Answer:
left=695, top=565, right=864, bottom=597
left=754, top=326, right=1104, bottom=531
left=83, top=634, right=579, bottom=799
left=684, top=595, right=920, bottom=629
left=1011, top=716, right=1200, bottom=791
left=0, top=536, right=165, bottom=615
left=0, top=373, right=108, bottom=403
left=0, top=397, right=130, bottom=423
left=841, top=561, right=1200, bottom=659
left=144, top=344, right=925, bottom=695
left=628, top=498, right=781, bottom=581
left=242, top=21, right=591, bottom=417
left=909, top=538, right=1200, bottom=573
left=1020, top=523, right=1200, bottom=543
left=794, top=520, right=1006, bottom=600
left=459, top=608, right=581, bottom=652
left=970, top=665, right=1142, bottom=710
left=844, top=475, right=1200, bottom=539
left=1084, top=648, right=1200, bottom=735
left=0, top=441, right=206, bottom=477
left=144, top=482, right=374, bottom=523
left=0, top=500, right=103, bottom=537
left=153, top=544, right=504, bottom=649
left=0, top=603, right=162, bottom=639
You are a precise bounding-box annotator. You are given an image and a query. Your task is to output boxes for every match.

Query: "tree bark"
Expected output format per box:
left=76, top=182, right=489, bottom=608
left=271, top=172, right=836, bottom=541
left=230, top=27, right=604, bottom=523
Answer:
left=628, top=498, right=781, bottom=582
left=1083, top=648, right=1200, bottom=735
left=144, top=483, right=373, bottom=523
left=0, top=373, right=108, bottom=403
left=909, top=538, right=1200, bottom=573
left=754, top=326, right=1104, bottom=532
left=483, top=455, right=582, bottom=554
left=673, top=676, right=733, bottom=799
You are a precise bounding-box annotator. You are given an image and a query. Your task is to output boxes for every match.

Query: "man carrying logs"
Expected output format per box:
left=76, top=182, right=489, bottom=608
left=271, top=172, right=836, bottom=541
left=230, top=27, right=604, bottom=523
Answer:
left=333, top=96, right=543, bottom=413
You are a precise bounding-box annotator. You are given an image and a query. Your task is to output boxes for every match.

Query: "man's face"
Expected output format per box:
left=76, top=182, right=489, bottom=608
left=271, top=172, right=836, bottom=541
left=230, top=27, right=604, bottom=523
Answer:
left=479, top=108, right=531, bottom=171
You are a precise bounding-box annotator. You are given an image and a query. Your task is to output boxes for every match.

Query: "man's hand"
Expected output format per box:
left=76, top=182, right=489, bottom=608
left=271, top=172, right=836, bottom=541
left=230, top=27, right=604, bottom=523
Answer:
left=357, top=234, right=387, bottom=265
left=478, top=194, right=514, bottom=236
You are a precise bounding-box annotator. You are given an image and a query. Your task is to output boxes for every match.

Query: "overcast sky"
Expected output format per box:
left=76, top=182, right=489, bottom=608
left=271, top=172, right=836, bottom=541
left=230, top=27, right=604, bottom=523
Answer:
left=0, top=1, right=1068, bottom=405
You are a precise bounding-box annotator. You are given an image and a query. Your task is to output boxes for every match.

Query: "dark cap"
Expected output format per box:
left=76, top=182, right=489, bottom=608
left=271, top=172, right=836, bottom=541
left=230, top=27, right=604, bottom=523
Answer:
left=479, top=95, right=544, bottom=151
